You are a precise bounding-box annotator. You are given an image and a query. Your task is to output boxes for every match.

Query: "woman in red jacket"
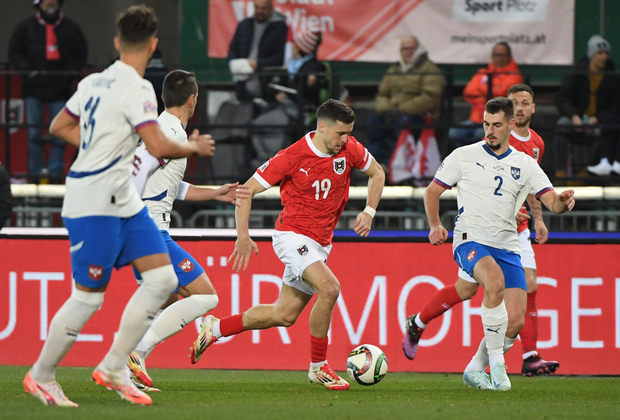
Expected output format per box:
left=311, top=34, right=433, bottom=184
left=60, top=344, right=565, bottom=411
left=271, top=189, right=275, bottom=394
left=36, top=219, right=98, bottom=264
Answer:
left=448, top=42, right=523, bottom=149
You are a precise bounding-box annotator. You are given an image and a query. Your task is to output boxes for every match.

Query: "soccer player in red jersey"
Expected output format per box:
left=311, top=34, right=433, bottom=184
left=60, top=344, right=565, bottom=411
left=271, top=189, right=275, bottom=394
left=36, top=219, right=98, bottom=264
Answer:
left=403, top=84, right=560, bottom=376
left=190, top=99, right=385, bottom=390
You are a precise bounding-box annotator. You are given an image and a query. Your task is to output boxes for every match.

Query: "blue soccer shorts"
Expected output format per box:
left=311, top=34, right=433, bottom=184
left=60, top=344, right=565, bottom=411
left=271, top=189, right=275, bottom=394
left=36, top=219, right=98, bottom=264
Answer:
left=454, top=241, right=526, bottom=290
left=63, top=206, right=167, bottom=288
left=134, top=230, right=205, bottom=292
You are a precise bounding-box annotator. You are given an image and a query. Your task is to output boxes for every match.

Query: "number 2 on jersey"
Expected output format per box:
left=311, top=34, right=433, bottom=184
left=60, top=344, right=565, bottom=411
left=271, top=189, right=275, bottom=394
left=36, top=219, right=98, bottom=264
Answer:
left=312, top=179, right=331, bottom=200
left=82, top=96, right=100, bottom=150
left=494, top=175, right=503, bottom=196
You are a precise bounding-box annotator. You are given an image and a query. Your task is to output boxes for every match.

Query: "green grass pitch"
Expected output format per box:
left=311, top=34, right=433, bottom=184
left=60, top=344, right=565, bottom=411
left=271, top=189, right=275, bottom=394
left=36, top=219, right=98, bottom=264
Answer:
left=2, top=366, right=619, bottom=419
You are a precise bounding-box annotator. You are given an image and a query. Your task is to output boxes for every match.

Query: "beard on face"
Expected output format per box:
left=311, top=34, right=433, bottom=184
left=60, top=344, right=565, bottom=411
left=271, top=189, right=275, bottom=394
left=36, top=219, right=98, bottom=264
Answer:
left=514, top=115, right=531, bottom=129
left=485, top=139, right=501, bottom=151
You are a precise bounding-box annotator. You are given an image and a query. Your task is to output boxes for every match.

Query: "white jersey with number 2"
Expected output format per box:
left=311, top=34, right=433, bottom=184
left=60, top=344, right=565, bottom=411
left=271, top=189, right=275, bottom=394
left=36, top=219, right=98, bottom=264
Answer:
left=433, top=141, right=553, bottom=254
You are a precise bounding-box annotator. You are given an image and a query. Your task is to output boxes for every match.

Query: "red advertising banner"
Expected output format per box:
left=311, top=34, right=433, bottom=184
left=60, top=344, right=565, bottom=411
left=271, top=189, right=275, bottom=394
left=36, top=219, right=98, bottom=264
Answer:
left=208, top=0, right=574, bottom=65
left=1, top=237, right=619, bottom=375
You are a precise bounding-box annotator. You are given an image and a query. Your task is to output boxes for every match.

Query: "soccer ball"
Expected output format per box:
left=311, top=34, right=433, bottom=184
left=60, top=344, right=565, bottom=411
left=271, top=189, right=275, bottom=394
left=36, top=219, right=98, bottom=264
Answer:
left=346, top=344, right=388, bottom=386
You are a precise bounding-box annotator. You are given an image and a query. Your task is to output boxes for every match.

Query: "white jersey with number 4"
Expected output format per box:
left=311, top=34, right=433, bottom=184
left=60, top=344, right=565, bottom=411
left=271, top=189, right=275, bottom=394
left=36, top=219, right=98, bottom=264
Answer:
left=61, top=60, right=159, bottom=218
left=433, top=141, right=553, bottom=254
left=137, top=110, right=188, bottom=230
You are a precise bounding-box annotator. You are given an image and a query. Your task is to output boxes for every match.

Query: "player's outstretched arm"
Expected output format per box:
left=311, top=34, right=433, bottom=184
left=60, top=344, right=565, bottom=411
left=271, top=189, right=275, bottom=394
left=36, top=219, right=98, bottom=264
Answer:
left=424, top=181, right=449, bottom=245
left=527, top=193, right=548, bottom=244
left=354, top=157, right=385, bottom=237
left=184, top=182, right=251, bottom=207
left=540, top=189, right=575, bottom=214
left=50, top=108, right=80, bottom=147
left=138, top=125, right=215, bottom=159
left=229, top=178, right=265, bottom=272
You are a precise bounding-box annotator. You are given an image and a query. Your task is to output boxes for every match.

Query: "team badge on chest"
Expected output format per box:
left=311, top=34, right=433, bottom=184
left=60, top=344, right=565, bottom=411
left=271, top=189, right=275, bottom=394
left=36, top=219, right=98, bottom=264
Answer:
left=333, top=157, right=346, bottom=175
left=511, top=166, right=521, bottom=180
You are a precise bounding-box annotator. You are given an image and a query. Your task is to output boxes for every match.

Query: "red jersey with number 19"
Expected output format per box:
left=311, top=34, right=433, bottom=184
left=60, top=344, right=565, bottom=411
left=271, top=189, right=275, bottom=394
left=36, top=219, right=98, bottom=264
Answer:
left=509, top=128, right=545, bottom=233
left=253, top=131, right=372, bottom=246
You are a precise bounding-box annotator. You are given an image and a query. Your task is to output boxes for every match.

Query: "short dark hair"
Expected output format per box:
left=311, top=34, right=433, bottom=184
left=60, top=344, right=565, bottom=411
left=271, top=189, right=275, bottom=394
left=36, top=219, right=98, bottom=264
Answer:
left=117, top=5, right=159, bottom=46
left=485, top=97, right=514, bottom=120
left=494, top=41, right=512, bottom=58
left=316, top=99, right=355, bottom=125
left=162, top=70, right=198, bottom=108
left=507, top=83, right=534, bottom=99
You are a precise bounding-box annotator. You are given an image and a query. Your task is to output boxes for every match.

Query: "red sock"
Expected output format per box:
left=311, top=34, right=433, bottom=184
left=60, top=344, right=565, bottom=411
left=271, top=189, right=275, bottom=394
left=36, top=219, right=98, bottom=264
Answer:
left=419, top=285, right=462, bottom=325
left=520, top=291, right=539, bottom=354
left=310, top=335, right=328, bottom=363
left=219, top=313, right=246, bottom=337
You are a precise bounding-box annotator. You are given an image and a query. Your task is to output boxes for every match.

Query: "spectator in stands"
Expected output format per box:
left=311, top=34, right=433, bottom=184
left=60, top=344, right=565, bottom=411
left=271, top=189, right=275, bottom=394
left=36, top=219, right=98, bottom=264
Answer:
left=554, top=35, right=620, bottom=178
left=0, top=162, right=12, bottom=228
left=227, top=0, right=288, bottom=105
left=274, top=30, right=342, bottom=131
left=367, top=36, right=444, bottom=167
left=8, top=0, right=87, bottom=183
left=449, top=42, right=522, bottom=149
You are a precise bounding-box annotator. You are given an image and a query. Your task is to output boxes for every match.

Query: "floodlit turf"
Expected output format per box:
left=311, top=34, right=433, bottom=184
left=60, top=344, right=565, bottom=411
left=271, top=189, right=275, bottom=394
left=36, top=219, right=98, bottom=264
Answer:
left=2, top=366, right=619, bottom=419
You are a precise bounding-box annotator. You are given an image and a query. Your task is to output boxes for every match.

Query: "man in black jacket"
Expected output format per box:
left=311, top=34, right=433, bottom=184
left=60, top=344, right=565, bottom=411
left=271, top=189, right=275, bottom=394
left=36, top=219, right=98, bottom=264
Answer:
left=9, top=0, right=87, bottom=183
left=227, top=0, right=288, bottom=103
left=554, top=35, right=620, bottom=178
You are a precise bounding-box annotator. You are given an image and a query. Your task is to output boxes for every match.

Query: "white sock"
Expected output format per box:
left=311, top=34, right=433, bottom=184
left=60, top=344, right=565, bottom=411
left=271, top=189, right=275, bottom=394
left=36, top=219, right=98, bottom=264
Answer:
left=504, top=336, right=516, bottom=354
left=135, top=294, right=219, bottom=359
left=310, top=360, right=327, bottom=370
left=470, top=338, right=489, bottom=371
left=213, top=319, right=222, bottom=339
left=481, top=301, right=508, bottom=367
left=414, top=314, right=426, bottom=329
left=469, top=334, right=517, bottom=372
left=31, top=288, right=104, bottom=382
left=100, top=265, right=177, bottom=372
left=522, top=350, right=538, bottom=360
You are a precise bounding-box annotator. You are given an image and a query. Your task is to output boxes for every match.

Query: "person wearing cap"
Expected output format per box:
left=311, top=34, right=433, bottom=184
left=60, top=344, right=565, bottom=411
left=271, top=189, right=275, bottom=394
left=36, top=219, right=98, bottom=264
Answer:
left=367, top=36, right=444, bottom=168
left=227, top=0, right=288, bottom=104
left=8, top=0, right=87, bottom=183
left=274, top=29, right=341, bottom=131
left=554, top=34, right=620, bottom=178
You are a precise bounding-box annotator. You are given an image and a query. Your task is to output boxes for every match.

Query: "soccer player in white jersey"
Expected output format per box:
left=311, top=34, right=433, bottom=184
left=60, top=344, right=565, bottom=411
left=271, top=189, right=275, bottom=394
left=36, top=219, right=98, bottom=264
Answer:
left=189, top=99, right=385, bottom=390
left=125, top=69, right=249, bottom=389
left=423, top=97, right=575, bottom=391
left=404, top=84, right=560, bottom=376
left=23, top=5, right=214, bottom=407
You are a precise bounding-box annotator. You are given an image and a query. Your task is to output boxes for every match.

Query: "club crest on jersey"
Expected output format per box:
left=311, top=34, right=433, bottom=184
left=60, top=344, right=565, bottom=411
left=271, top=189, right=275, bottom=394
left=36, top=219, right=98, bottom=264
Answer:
left=511, top=166, right=521, bottom=180
left=333, top=157, right=346, bottom=175
left=143, top=101, right=157, bottom=114
left=297, top=244, right=309, bottom=256
left=88, top=265, right=103, bottom=280
left=259, top=161, right=269, bottom=172
left=178, top=258, right=194, bottom=272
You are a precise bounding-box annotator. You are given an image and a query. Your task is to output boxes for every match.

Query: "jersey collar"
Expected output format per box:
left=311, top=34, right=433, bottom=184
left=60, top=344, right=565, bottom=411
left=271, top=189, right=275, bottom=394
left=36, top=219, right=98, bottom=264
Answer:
left=305, top=131, right=332, bottom=158
left=482, top=143, right=513, bottom=160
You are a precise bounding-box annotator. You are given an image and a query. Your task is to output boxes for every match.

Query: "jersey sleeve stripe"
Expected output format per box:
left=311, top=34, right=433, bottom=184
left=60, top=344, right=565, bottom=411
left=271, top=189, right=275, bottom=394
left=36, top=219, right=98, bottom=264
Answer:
left=64, top=106, right=79, bottom=120
left=535, top=186, right=554, bottom=199
left=361, top=150, right=372, bottom=172
left=433, top=177, right=452, bottom=189
left=135, top=120, right=159, bottom=131
left=253, top=172, right=272, bottom=189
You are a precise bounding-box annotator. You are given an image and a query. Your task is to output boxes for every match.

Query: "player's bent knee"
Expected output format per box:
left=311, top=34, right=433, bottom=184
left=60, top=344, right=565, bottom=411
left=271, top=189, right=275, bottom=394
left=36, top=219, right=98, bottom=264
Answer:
left=186, top=294, right=219, bottom=314
left=140, top=264, right=178, bottom=298
left=72, top=287, right=105, bottom=307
